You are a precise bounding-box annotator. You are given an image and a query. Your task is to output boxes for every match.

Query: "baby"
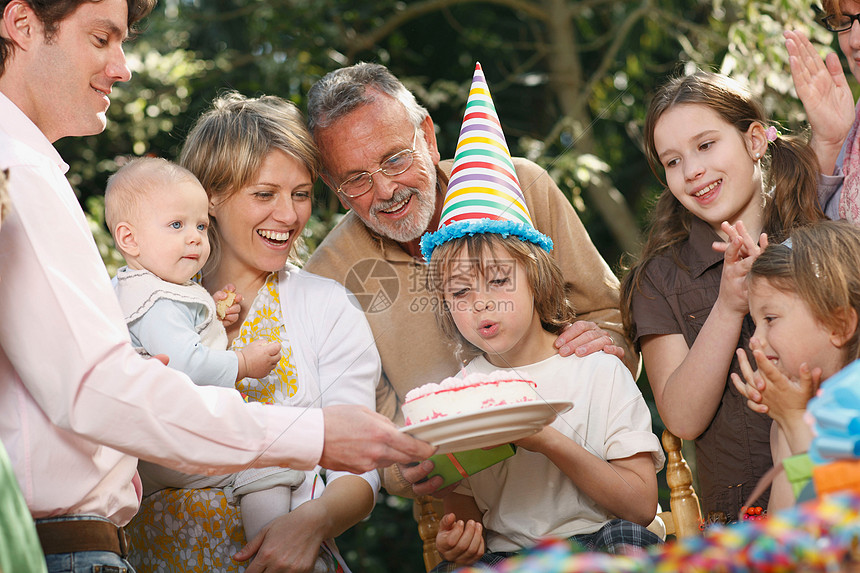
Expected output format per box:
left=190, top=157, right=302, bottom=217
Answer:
left=105, top=157, right=308, bottom=541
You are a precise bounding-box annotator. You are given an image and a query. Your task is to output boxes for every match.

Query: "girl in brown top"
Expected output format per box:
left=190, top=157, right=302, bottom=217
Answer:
left=620, top=71, right=825, bottom=521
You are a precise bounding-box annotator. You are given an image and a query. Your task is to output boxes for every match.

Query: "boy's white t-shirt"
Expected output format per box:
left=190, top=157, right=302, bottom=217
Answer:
left=455, top=352, right=665, bottom=552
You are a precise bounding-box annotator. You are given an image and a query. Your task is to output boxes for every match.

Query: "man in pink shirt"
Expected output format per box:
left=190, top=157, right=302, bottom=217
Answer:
left=0, top=1, right=434, bottom=571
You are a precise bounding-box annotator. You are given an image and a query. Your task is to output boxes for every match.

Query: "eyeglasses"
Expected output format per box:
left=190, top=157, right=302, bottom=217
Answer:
left=821, top=11, right=860, bottom=32
left=335, top=131, right=418, bottom=199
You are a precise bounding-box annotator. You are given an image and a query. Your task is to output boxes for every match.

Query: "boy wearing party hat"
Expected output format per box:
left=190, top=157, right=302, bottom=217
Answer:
left=304, top=64, right=636, bottom=496
left=422, top=64, right=664, bottom=570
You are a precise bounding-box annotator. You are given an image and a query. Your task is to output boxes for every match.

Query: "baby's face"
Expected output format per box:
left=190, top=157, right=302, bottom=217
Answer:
left=131, top=180, right=211, bottom=284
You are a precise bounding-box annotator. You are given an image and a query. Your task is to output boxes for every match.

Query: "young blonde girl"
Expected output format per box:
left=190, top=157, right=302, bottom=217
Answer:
left=426, top=233, right=664, bottom=571
left=620, top=71, right=825, bottom=521
left=732, top=220, right=860, bottom=510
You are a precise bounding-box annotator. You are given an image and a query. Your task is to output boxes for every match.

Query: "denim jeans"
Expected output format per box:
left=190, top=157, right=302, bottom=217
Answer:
left=37, top=515, right=135, bottom=573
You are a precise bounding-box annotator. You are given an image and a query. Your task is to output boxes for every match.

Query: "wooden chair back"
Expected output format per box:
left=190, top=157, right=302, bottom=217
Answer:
left=657, top=429, right=703, bottom=538
left=416, top=495, right=443, bottom=572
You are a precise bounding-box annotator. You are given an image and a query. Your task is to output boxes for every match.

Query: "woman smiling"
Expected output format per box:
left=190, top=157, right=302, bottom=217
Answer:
left=127, top=92, right=381, bottom=573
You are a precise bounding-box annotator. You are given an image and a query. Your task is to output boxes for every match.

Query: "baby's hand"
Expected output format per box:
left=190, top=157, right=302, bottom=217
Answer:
left=714, top=221, right=767, bottom=315
left=213, top=284, right=242, bottom=326
left=236, top=339, right=281, bottom=380
left=436, top=513, right=485, bottom=565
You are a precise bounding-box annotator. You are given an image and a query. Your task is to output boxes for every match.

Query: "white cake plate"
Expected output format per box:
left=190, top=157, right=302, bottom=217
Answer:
left=400, top=400, right=573, bottom=455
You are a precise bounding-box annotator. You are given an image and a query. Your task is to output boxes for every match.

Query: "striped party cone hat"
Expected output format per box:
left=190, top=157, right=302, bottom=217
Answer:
left=420, top=62, right=552, bottom=261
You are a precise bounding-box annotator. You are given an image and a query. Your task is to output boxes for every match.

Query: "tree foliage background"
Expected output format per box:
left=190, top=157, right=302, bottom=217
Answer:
left=63, top=0, right=852, bottom=570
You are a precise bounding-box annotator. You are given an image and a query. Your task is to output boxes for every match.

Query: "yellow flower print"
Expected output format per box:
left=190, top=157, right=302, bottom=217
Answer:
left=275, top=352, right=298, bottom=398
left=231, top=273, right=299, bottom=405
left=258, top=307, right=276, bottom=321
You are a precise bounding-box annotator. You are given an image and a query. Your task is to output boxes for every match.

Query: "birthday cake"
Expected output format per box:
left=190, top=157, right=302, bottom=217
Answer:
left=402, top=370, right=536, bottom=425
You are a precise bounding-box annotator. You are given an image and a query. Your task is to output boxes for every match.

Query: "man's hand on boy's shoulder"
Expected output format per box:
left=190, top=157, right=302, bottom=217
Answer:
left=555, top=321, right=625, bottom=361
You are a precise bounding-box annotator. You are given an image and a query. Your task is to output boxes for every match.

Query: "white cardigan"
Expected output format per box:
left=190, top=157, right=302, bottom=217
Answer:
left=279, top=264, right=381, bottom=498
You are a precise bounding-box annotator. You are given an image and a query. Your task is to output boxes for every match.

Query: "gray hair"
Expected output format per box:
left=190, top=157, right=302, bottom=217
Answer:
left=307, top=62, right=429, bottom=135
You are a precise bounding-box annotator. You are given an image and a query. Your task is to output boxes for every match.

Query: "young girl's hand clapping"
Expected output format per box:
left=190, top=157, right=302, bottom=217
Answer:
left=714, top=221, right=768, bottom=316
left=731, top=339, right=821, bottom=427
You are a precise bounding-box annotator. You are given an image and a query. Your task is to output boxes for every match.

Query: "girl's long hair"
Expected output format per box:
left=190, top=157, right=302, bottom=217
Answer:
left=620, top=71, right=825, bottom=343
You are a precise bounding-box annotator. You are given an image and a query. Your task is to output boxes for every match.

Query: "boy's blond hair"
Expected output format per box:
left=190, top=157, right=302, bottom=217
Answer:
left=105, top=157, right=202, bottom=255
left=427, top=233, right=576, bottom=360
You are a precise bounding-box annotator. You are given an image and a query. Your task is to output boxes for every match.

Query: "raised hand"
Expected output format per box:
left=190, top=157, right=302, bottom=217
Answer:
left=513, top=425, right=557, bottom=453
left=785, top=29, right=855, bottom=176
left=713, top=221, right=767, bottom=315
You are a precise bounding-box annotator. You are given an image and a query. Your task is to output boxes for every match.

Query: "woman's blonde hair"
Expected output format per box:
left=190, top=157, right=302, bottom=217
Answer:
left=427, top=234, right=576, bottom=359
left=750, top=220, right=860, bottom=364
left=620, top=71, right=825, bottom=343
left=179, top=91, right=320, bottom=272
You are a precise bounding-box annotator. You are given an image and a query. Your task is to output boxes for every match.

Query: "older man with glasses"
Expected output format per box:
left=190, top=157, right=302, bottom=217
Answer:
left=304, top=62, right=636, bottom=496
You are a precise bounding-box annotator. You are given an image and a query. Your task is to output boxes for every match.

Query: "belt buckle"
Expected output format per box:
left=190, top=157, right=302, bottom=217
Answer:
left=117, top=526, right=129, bottom=559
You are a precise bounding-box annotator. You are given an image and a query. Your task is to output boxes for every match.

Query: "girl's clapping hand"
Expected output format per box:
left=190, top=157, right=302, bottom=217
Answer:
left=436, top=512, right=485, bottom=565
left=713, top=221, right=767, bottom=315
left=730, top=338, right=821, bottom=423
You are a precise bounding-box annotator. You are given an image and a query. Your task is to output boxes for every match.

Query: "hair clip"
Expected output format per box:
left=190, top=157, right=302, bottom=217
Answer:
left=765, top=126, right=780, bottom=142
left=813, top=261, right=823, bottom=279
left=781, top=237, right=792, bottom=248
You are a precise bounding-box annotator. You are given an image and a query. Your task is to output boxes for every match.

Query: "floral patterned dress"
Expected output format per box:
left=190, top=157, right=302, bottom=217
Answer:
left=126, top=273, right=335, bottom=572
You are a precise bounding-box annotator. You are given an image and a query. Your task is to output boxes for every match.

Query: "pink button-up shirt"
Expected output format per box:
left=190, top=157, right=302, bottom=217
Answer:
left=0, top=92, right=323, bottom=526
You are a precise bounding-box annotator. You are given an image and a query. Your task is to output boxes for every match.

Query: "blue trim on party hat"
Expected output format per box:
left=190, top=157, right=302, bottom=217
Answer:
left=420, top=218, right=553, bottom=261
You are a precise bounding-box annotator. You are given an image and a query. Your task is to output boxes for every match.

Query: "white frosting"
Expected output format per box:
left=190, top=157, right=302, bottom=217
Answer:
left=402, top=370, right=536, bottom=425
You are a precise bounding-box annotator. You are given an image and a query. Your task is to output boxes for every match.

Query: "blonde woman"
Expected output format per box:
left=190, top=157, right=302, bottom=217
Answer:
left=128, top=93, right=384, bottom=573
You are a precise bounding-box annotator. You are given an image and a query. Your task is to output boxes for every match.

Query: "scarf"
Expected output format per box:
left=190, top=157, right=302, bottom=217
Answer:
left=839, top=101, right=860, bottom=224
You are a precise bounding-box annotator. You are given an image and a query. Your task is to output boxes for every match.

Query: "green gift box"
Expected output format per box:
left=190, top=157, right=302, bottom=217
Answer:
left=428, top=444, right=516, bottom=488
left=783, top=453, right=814, bottom=499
